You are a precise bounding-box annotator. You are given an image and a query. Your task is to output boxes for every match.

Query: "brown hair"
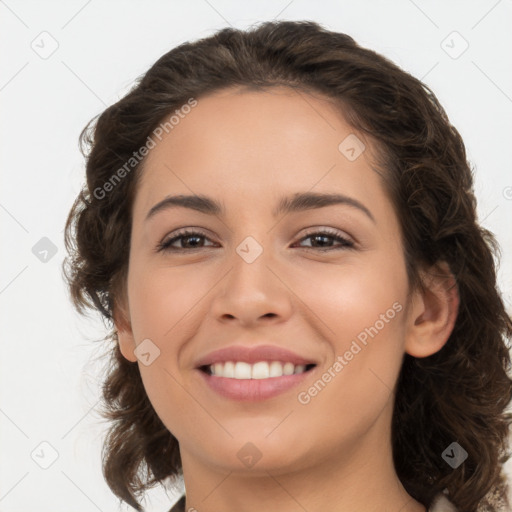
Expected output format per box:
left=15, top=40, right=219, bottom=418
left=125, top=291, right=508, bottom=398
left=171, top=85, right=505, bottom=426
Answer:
left=63, top=20, right=512, bottom=511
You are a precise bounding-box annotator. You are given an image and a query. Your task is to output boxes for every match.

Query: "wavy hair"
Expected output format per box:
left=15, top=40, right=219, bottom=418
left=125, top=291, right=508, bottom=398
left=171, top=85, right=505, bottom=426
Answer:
left=63, top=20, right=512, bottom=511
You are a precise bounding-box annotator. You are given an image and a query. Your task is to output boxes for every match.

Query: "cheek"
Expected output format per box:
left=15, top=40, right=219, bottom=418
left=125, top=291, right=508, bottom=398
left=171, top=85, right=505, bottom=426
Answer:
left=128, top=264, right=205, bottom=345
left=292, top=252, right=407, bottom=346
left=289, top=271, right=407, bottom=452
left=292, top=254, right=408, bottom=401
left=125, top=264, right=215, bottom=435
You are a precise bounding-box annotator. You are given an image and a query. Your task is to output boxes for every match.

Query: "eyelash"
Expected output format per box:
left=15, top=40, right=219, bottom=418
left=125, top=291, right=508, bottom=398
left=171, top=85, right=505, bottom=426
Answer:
left=155, top=228, right=355, bottom=253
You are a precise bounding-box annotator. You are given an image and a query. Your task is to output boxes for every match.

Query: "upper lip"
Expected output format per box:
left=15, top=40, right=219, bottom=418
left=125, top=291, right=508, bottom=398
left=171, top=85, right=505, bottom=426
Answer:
left=194, top=344, right=318, bottom=368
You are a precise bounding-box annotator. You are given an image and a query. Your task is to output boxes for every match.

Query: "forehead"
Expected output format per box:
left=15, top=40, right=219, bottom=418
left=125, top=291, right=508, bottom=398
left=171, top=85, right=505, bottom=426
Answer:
left=145, top=85, right=352, bottom=162
left=134, top=86, right=388, bottom=220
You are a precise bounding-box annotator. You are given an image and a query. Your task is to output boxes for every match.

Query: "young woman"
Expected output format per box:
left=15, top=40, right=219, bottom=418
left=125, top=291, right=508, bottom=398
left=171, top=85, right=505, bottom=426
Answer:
left=63, top=20, right=512, bottom=512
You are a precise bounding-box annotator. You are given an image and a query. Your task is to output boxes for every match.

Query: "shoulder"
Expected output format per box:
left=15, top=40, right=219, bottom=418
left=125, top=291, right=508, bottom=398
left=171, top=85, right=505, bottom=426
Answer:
left=429, top=493, right=458, bottom=512
left=168, top=494, right=186, bottom=512
left=429, top=488, right=511, bottom=512
left=475, top=484, right=511, bottom=512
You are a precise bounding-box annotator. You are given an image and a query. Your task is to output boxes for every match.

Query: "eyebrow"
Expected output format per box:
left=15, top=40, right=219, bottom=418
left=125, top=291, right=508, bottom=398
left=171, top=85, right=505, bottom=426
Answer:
left=145, top=192, right=375, bottom=223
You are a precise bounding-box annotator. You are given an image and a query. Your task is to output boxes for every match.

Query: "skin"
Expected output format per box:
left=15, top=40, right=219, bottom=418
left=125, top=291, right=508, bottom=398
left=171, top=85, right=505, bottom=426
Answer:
left=115, top=86, right=459, bottom=512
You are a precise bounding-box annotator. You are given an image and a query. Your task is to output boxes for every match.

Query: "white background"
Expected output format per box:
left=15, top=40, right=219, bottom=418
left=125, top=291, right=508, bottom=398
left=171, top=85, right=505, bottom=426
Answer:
left=1, top=1, right=511, bottom=511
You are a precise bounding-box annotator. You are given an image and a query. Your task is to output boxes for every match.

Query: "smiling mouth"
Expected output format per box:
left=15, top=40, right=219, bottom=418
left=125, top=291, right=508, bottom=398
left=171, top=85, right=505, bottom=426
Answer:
left=199, top=361, right=317, bottom=379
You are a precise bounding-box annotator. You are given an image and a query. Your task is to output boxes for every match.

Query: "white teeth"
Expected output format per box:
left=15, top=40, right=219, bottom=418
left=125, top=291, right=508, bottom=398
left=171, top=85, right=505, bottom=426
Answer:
left=234, top=362, right=252, bottom=379
left=206, top=361, right=312, bottom=379
left=223, top=361, right=235, bottom=378
left=251, top=361, right=270, bottom=379
left=283, top=362, right=295, bottom=375
left=213, top=362, right=224, bottom=376
left=269, top=361, right=283, bottom=377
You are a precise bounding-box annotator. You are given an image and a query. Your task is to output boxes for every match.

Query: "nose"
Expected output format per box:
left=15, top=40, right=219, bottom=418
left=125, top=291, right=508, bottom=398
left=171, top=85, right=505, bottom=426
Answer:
left=209, top=240, right=294, bottom=327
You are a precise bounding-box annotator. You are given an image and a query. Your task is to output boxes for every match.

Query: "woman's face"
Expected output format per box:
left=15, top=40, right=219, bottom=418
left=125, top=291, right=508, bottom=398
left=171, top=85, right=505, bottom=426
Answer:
left=118, top=86, right=421, bottom=475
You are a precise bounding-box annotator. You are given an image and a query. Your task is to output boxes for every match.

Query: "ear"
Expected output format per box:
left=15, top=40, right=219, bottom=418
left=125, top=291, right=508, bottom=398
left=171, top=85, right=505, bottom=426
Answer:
left=113, top=295, right=138, bottom=363
left=404, top=261, right=460, bottom=358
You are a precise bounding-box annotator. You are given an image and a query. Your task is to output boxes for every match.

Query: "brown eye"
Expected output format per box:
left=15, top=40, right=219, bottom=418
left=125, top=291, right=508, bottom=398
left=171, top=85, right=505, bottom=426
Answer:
left=156, top=230, right=216, bottom=252
left=295, top=229, right=354, bottom=251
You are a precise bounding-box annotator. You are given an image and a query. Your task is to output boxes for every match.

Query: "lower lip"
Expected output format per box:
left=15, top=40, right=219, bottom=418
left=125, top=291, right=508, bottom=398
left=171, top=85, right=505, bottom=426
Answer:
left=196, top=367, right=316, bottom=401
